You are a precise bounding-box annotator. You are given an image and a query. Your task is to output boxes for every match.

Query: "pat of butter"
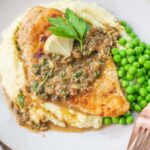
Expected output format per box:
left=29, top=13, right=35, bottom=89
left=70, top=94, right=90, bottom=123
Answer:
left=44, top=35, right=74, bottom=57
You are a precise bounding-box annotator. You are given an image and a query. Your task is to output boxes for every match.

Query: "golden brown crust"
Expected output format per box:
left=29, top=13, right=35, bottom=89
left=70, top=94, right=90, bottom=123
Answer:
left=16, top=6, right=129, bottom=117
left=66, top=59, right=130, bottom=117
left=16, top=6, right=63, bottom=53
left=16, top=6, right=63, bottom=78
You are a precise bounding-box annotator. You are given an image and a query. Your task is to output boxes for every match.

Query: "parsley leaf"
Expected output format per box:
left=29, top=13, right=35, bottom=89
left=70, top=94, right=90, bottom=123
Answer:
left=65, top=8, right=87, bottom=39
left=48, top=8, right=90, bottom=50
left=17, top=90, right=25, bottom=108
left=48, top=17, right=78, bottom=40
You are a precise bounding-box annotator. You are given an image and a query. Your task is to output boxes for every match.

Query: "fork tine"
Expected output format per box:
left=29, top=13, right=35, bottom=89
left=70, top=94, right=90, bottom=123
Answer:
left=137, top=129, right=150, bottom=150
left=132, top=127, right=145, bottom=150
left=143, top=132, right=150, bottom=150
left=127, top=125, right=140, bottom=150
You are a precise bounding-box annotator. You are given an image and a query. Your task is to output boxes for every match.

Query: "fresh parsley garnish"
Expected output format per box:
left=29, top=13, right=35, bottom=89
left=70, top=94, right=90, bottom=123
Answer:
left=48, top=8, right=90, bottom=50
left=17, top=90, right=25, bottom=108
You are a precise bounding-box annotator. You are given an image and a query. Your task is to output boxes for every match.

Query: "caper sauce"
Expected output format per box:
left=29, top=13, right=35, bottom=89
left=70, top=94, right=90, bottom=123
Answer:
left=29, top=27, right=119, bottom=101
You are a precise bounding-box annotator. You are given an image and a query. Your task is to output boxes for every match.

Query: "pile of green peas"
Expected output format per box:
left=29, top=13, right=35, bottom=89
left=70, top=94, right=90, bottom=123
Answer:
left=103, top=20, right=150, bottom=126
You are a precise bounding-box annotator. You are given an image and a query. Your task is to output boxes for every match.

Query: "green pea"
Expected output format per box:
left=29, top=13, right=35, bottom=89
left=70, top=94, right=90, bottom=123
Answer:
left=144, top=49, right=150, bottom=55
left=131, top=38, right=140, bottom=47
left=138, top=56, right=146, bottom=64
left=141, top=68, right=146, bottom=74
left=119, top=66, right=125, bottom=70
left=103, top=117, right=112, bottom=125
left=135, top=46, right=144, bottom=55
left=126, top=86, right=135, bottom=94
left=136, top=69, right=144, bottom=77
left=119, top=50, right=127, bottom=57
left=112, top=48, right=119, bottom=55
left=118, top=69, right=125, bottom=77
left=119, top=118, right=126, bottom=125
left=134, top=84, right=140, bottom=92
left=136, top=54, right=143, bottom=60
left=128, top=66, right=136, bottom=74
left=134, top=104, right=142, bottom=112
left=147, top=45, right=150, bottom=50
left=120, top=20, right=127, bottom=27
left=119, top=37, right=127, bottom=46
left=127, top=95, right=136, bottom=102
left=133, top=62, right=140, bottom=68
left=126, top=42, right=134, bottom=49
left=121, top=58, right=128, bottom=66
left=128, top=56, right=136, bottom=64
left=146, top=86, right=150, bottom=92
left=129, top=32, right=137, bottom=38
left=137, top=77, right=145, bottom=84
left=148, top=79, right=150, bottom=86
left=121, top=80, right=129, bottom=88
left=113, top=55, right=121, bottom=63
left=130, top=103, right=134, bottom=111
left=126, top=73, right=134, bottom=81
left=140, top=100, right=147, bottom=108
left=139, top=88, right=148, bottom=97
left=145, top=94, right=150, bottom=102
left=112, top=117, right=119, bottom=124
left=147, top=85, right=150, bottom=93
left=126, top=116, right=134, bottom=124
left=124, top=111, right=131, bottom=117
left=143, top=82, right=148, bottom=87
left=137, top=96, right=144, bottom=102
left=144, top=61, right=150, bottom=69
left=126, top=48, right=134, bottom=55
left=139, top=42, right=147, bottom=49
left=124, top=64, right=131, bottom=71
left=148, top=70, right=150, bottom=77
left=145, top=75, right=149, bottom=80
left=125, top=26, right=132, bottom=34
left=143, top=54, right=150, bottom=60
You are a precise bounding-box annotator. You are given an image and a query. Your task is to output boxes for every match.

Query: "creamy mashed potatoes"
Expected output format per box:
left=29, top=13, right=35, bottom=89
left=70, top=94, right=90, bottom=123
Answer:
left=0, top=1, right=126, bottom=130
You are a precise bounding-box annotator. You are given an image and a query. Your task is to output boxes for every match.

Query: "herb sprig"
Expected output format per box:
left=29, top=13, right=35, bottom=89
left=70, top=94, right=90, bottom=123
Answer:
left=48, top=8, right=90, bottom=50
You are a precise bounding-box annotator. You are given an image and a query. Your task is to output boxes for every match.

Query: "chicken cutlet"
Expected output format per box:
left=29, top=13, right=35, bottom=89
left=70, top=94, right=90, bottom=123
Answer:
left=15, top=6, right=129, bottom=118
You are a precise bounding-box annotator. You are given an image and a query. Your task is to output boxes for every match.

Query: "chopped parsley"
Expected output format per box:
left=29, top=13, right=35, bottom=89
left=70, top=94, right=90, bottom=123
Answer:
left=94, top=70, right=101, bottom=79
left=43, top=58, right=47, bottom=65
left=73, top=71, right=83, bottom=79
left=60, top=71, right=66, bottom=79
left=32, top=80, right=39, bottom=91
left=17, top=90, right=25, bottom=108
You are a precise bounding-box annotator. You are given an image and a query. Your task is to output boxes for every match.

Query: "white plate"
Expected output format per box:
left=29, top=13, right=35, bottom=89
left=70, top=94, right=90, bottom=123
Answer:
left=0, top=0, right=150, bottom=150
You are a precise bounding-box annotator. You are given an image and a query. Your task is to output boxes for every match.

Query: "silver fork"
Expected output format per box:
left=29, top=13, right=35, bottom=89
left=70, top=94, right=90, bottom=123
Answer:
left=127, top=103, right=150, bottom=150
